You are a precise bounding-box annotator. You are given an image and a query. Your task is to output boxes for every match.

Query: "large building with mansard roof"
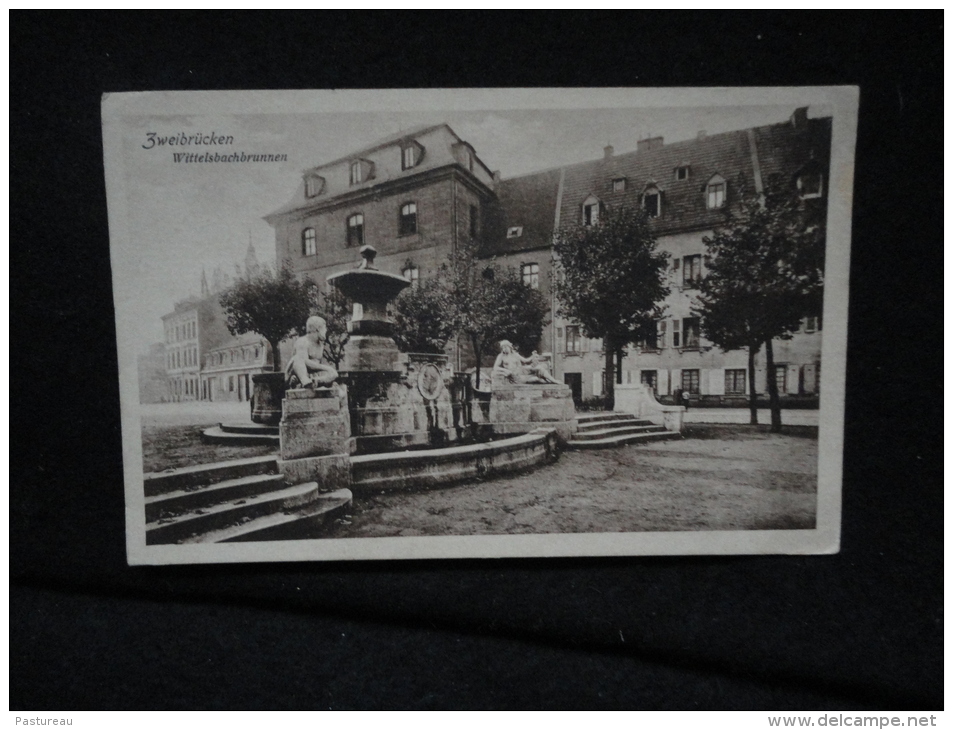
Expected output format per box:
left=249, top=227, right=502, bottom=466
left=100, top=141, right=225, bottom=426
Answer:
left=267, top=108, right=831, bottom=404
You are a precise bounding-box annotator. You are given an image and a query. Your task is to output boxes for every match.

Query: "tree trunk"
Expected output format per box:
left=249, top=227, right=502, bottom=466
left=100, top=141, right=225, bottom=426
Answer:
left=615, top=348, right=624, bottom=384
left=471, top=334, right=483, bottom=390
left=764, top=338, right=782, bottom=433
left=747, top=342, right=759, bottom=425
left=603, top=333, right=615, bottom=411
left=269, top=338, right=282, bottom=372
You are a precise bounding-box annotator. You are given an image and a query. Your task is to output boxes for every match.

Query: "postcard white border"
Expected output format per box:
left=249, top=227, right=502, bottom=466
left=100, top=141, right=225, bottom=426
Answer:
left=102, top=87, right=858, bottom=565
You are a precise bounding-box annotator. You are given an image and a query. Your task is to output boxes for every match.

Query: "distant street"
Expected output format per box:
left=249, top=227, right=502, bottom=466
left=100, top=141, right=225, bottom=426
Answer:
left=140, top=401, right=250, bottom=428
left=682, top=408, right=819, bottom=426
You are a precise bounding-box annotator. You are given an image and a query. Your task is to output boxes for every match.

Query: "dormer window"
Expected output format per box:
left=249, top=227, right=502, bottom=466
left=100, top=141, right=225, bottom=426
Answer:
left=797, top=171, right=824, bottom=199
left=506, top=226, right=523, bottom=238
left=643, top=186, right=661, bottom=217
left=349, top=159, right=374, bottom=186
left=401, top=141, right=424, bottom=170
left=582, top=195, right=604, bottom=226
left=612, top=177, right=627, bottom=192
left=304, top=174, right=325, bottom=198
left=675, top=165, right=690, bottom=181
left=706, top=174, right=726, bottom=209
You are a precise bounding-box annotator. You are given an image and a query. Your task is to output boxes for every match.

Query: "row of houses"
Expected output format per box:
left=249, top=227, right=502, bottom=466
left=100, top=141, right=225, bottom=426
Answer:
left=261, top=108, right=829, bottom=404
left=143, top=246, right=273, bottom=403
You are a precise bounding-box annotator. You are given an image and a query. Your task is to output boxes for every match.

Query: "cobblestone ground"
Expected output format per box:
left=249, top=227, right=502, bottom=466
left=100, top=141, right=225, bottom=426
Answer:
left=325, top=424, right=818, bottom=538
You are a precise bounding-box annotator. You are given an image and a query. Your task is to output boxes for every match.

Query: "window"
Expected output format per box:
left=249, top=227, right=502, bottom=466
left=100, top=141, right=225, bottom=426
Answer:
left=398, top=202, right=417, bottom=236
left=506, top=226, right=523, bottom=238
left=643, top=186, right=661, bottom=217
left=582, top=196, right=603, bottom=226
left=640, top=370, right=658, bottom=392
left=675, top=165, right=690, bottom=181
left=470, top=205, right=479, bottom=238
left=805, top=316, right=817, bottom=333
left=302, top=227, right=316, bottom=256
left=657, top=320, right=667, bottom=349
left=797, top=172, right=823, bottom=199
left=725, top=369, right=746, bottom=395
left=521, top=263, right=539, bottom=289
left=681, top=369, right=700, bottom=395
left=672, top=319, right=681, bottom=348
left=706, top=175, right=726, bottom=209
left=228, top=375, right=235, bottom=393
left=349, top=161, right=361, bottom=185
left=773, top=364, right=788, bottom=393
left=566, top=325, right=581, bottom=354
left=640, top=324, right=658, bottom=350
left=402, top=266, right=419, bottom=287
left=612, top=177, right=626, bottom=192
left=682, top=317, right=700, bottom=348
left=682, top=254, right=702, bottom=287
left=346, top=213, right=364, bottom=247
left=304, top=174, right=324, bottom=198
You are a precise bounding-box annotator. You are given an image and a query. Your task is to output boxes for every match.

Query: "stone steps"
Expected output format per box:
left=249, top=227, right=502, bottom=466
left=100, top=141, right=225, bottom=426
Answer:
left=575, top=416, right=654, bottom=432
left=567, top=428, right=681, bottom=450
left=571, top=423, right=666, bottom=441
left=185, top=489, right=353, bottom=543
left=144, top=455, right=279, bottom=496
left=144, top=473, right=288, bottom=523
left=568, top=412, right=681, bottom=450
left=201, top=422, right=280, bottom=446
left=146, top=480, right=329, bottom=545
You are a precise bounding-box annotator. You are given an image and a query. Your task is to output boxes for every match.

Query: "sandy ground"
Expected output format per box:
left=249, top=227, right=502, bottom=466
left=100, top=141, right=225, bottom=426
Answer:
left=324, top=425, right=818, bottom=538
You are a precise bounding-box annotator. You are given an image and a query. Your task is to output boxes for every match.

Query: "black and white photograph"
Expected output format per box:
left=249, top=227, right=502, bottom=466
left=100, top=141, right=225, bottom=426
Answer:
left=104, top=87, right=856, bottom=564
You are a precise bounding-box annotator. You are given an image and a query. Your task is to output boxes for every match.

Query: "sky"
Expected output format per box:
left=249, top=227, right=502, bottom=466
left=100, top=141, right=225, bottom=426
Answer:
left=110, top=98, right=833, bottom=355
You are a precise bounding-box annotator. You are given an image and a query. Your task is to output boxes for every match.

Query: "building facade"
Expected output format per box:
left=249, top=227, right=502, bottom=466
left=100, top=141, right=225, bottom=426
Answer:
left=268, top=109, right=831, bottom=405
left=157, top=250, right=272, bottom=403
left=265, top=124, right=497, bottom=362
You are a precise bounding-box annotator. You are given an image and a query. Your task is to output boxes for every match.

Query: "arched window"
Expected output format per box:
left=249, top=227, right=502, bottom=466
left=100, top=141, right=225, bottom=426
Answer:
left=346, top=213, right=364, bottom=247
left=302, top=227, right=316, bottom=256
left=706, top=174, right=726, bottom=209
left=643, top=185, right=661, bottom=217
left=402, top=265, right=419, bottom=287
left=399, top=202, right=417, bottom=236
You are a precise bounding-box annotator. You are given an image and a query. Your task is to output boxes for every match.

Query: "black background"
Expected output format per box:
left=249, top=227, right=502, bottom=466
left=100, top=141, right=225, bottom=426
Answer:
left=10, top=12, right=943, bottom=710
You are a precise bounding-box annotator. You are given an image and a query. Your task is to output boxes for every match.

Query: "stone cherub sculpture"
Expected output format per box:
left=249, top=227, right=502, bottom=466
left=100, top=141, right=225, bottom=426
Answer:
left=491, top=340, right=559, bottom=386
left=285, top=315, right=339, bottom=389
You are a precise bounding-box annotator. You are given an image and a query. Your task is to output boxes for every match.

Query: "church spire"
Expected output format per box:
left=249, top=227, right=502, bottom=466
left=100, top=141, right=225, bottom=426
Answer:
left=200, top=267, right=210, bottom=297
left=244, top=233, right=260, bottom=278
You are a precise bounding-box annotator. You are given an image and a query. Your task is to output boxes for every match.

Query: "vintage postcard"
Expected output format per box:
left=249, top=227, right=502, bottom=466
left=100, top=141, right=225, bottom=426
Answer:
left=103, top=88, right=857, bottom=565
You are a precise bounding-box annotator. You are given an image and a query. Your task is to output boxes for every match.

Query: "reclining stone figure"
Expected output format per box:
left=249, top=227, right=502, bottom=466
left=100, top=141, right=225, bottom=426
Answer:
left=491, top=340, right=558, bottom=386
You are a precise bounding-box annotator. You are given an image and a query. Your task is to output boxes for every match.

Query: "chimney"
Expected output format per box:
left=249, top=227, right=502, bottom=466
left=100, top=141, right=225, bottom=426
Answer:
left=791, top=107, right=809, bottom=128
left=492, top=170, right=501, bottom=187
left=697, top=129, right=707, bottom=140
left=603, top=145, right=614, bottom=159
left=637, top=136, right=664, bottom=152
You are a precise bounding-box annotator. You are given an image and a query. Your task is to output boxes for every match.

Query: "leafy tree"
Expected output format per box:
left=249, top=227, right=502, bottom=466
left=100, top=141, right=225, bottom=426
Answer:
left=392, top=278, right=457, bottom=354
left=694, top=180, right=825, bottom=431
left=316, top=284, right=350, bottom=368
left=553, top=206, right=670, bottom=410
left=446, top=239, right=549, bottom=389
left=219, top=263, right=318, bottom=372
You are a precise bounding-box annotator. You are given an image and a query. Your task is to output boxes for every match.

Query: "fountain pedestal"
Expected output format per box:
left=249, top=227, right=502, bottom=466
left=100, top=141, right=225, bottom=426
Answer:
left=278, top=385, right=354, bottom=489
left=489, top=383, right=578, bottom=444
